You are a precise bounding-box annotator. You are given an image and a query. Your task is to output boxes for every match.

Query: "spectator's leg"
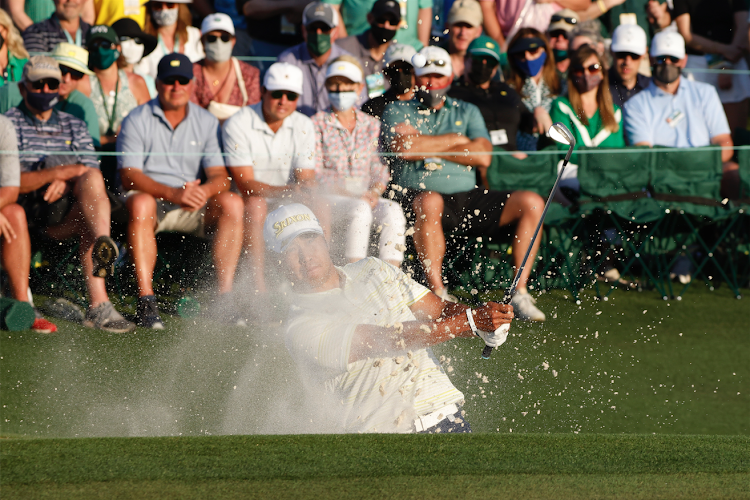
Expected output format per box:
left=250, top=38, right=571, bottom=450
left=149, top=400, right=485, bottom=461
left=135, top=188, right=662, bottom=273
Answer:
left=413, top=191, right=447, bottom=293
left=498, top=190, right=545, bottom=293
left=1, top=204, right=31, bottom=301
left=126, top=193, right=159, bottom=297
left=343, top=198, right=374, bottom=263
left=721, top=161, right=740, bottom=200
left=205, top=192, right=244, bottom=294
left=374, top=199, right=407, bottom=267
left=243, top=195, right=268, bottom=293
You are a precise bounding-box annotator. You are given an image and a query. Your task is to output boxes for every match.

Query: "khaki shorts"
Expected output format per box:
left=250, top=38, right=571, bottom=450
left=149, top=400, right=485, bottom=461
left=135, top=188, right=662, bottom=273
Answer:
left=125, top=191, right=207, bottom=238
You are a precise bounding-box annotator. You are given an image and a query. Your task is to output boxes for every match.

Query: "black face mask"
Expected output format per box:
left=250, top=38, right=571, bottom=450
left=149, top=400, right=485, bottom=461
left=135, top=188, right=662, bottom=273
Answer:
left=370, top=25, right=397, bottom=44
left=26, top=91, right=59, bottom=112
left=386, top=68, right=412, bottom=94
left=653, top=63, right=681, bottom=84
left=468, top=62, right=497, bottom=85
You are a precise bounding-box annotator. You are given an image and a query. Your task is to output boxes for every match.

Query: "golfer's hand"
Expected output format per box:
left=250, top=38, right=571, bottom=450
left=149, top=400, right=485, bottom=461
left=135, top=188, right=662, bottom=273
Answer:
left=0, top=213, right=17, bottom=242
left=473, top=302, right=514, bottom=331
left=44, top=179, right=69, bottom=203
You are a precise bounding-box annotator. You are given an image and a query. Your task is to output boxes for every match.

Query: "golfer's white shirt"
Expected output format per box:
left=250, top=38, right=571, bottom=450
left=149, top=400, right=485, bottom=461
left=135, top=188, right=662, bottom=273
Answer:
left=285, top=258, right=465, bottom=433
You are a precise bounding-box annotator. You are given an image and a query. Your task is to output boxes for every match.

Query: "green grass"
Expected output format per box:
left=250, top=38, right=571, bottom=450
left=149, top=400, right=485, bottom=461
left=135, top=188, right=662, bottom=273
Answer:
left=2, top=434, right=749, bottom=499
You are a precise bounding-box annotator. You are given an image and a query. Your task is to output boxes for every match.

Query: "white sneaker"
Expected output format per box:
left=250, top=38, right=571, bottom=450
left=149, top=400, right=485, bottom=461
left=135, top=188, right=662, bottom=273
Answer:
left=436, top=288, right=459, bottom=303
left=510, top=291, right=546, bottom=322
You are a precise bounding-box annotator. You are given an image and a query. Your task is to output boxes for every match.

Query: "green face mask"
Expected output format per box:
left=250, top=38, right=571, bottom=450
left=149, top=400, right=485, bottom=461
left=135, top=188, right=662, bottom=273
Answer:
left=306, top=32, right=331, bottom=56
left=553, top=49, right=568, bottom=62
left=91, top=46, right=120, bottom=70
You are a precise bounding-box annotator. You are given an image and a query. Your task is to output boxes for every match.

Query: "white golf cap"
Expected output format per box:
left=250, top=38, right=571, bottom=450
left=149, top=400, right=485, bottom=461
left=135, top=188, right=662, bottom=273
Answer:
left=610, top=24, right=647, bottom=56
left=264, top=204, right=325, bottom=253
left=326, top=59, right=363, bottom=83
left=650, top=31, right=685, bottom=59
left=263, top=62, right=304, bottom=95
left=384, top=43, right=417, bottom=66
left=201, top=13, right=235, bottom=36
left=412, top=46, right=452, bottom=77
left=447, top=0, right=483, bottom=27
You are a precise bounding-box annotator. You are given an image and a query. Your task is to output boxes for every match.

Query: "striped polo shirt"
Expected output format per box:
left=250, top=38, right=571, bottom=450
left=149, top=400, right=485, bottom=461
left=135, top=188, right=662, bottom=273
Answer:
left=285, top=257, right=465, bottom=433
left=5, top=103, right=98, bottom=173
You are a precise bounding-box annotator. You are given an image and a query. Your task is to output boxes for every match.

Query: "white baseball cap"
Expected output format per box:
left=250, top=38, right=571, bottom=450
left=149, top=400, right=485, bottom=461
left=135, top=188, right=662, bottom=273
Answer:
left=384, top=43, right=417, bottom=67
left=201, top=13, right=235, bottom=36
left=412, top=46, right=452, bottom=77
left=611, top=24, right=647, bottom=56
left=263, top=62, right=304, bottom=95
left=326, top=60, right=363, bottom=83
left=264, top=204, right=325, bottom=253
left=650, top=31, right=685, bottom=60
left=447, top=0, right=483, bottom=27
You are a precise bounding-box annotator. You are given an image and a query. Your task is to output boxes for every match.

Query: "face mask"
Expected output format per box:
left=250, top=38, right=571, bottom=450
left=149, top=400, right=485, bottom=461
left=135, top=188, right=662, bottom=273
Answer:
left=205, top=38, right=233, bottom=62
left=90, top=46, right=120, bottom=70
left=386, top=69, right=412, bottom=94
left=370, top=25, right=397, bottom=44
left=328, top=91, right=359, bottom=111
left=653, top=63, right=681, bottom=84
left=517, top=51, right=547, bottom=77
left=416, top=86, right=449, bottom=108
left=306, top=32, right=331, bottom=56
left=26, top=90, right=59, bottom=112
left=152, top=7, right=179, bottom=27
left=120, top=39, right=145, bottom=65
left=468, top=61, right=496, bottom=85
left=553, top=49, right=568, bottom=62
left=571, top=73, right=602, bottom=93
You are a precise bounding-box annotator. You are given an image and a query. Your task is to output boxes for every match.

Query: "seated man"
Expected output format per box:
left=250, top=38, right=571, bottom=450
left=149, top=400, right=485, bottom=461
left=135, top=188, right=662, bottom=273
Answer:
left=382, top=46, right=547, bottom=321
left=443, top=0, right=483, bottom=78
left=624, top=31, right=738, bottom=199
left=118, top=53, right=244, bottom=329
left=546, top=9, right=578, bottom=77
left=361, top=43, right=416, bottom=119
left=6, top=56, right=133, bottom=333
left=608, top=24, right=650, bottom=109
left=22, top=0, right=91, bottom=53
left=0, top=42, right=100, bottom=146
left=222, top=62, right=316, bottom=295
left=0, top=114, right=57, bottom=333
left=264, top=203, right=512, bottom=433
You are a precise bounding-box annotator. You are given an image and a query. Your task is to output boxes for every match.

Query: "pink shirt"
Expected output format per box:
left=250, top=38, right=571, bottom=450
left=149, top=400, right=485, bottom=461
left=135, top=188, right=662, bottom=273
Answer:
left=480, top=0, right=561, bottom=36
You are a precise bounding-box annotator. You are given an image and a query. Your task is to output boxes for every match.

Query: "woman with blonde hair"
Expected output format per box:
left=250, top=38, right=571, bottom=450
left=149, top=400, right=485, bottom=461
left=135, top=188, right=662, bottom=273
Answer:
left=135, top=0, right=204, bottom=80
left=0, top=8, right=29, bottom=88
left=506, top=27, right=561, bottom=151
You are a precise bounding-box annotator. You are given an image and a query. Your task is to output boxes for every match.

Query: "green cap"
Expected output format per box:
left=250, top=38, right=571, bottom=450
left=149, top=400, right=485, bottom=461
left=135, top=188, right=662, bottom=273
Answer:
left=87, top=25, right=120, bottom=48
left=468, top=35, right=502, bottom=62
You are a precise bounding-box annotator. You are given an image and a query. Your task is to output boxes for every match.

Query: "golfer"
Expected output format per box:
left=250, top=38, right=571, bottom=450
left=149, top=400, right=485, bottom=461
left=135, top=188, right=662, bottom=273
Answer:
left=264, top=203, right=513, bottom=433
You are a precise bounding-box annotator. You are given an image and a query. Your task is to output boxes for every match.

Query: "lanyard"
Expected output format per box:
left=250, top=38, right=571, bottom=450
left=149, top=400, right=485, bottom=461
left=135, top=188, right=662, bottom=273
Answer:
left=158, top=33, right=181, bottom=56
left=98, top=74, right=120, bottom=136
left=63, top=27, right=82, bottom=47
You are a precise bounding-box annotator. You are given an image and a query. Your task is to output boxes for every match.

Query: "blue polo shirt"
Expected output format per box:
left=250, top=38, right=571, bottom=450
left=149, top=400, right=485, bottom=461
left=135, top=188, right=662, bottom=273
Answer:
left=623, top=78, right=730, bottom=148
left=381, top=96, right=490, bottom=194
left=116, top=99, right=224, bottom=189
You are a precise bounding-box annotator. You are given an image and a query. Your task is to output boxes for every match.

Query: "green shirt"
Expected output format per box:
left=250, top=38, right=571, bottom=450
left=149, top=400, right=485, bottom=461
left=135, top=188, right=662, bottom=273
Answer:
left=24, top=0, right=55, bottom=25
left=0, top=83, right=101, bottom=147
left=381, top=96, right=490, bottom=194
left=1, top=52, right=28, bottom=88
left=549, top=95, right=625, bottom=163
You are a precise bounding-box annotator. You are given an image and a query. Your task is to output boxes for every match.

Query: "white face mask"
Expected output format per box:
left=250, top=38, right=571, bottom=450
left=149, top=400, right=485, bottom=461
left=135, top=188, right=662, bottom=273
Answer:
left=328, top=91, right=359, bottom=111
left=152, top=7, right=179, bottom=27
left=120, top=38, right=145, bottom=65
left=205, top=38, right=233, bottom=63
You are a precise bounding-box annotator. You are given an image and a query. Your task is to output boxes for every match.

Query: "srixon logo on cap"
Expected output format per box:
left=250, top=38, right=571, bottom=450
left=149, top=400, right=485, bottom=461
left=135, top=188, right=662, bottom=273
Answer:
left=273, top=213, right=312, bottom=236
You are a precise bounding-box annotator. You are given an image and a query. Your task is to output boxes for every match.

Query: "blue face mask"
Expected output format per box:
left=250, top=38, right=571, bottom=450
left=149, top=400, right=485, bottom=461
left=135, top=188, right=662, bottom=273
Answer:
left=328, top=90, right=359, bottom=111
left=517, top=51, right=547, bottom=77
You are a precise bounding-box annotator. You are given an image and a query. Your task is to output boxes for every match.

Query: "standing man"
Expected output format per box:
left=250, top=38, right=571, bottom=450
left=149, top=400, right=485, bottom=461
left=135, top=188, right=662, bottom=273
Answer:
left=22, top=0, right=91, bottom=53
left=362, top=42, right=416, bottom=118
left=278, top=1, right=362, bottom=117
left=6, top=56, right=134, bottom=333
left=221, top=62, right=317, bottom=295
left=265, top=203, right=512, bottom=433
left=118, top=53, right=244, bottom=329
left=443, top=0, right=483, bottom=78
left=382, top=46, right=546, bottom=320
left=608, top=23, right=650, bottom=109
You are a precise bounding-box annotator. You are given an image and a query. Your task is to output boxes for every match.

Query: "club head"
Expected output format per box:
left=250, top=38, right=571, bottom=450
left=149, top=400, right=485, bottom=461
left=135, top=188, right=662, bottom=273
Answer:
left=548, top=122, right=576, bottom=147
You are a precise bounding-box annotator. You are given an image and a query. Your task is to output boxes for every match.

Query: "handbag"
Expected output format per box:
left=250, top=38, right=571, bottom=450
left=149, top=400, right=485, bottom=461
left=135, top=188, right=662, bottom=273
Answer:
left=206, top=57, right=248, bottom=122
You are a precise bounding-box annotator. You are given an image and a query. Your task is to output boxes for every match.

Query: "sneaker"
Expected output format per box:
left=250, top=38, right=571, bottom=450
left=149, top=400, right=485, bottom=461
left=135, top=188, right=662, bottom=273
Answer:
left=40, top=298, right=85, bottom=323
left=510, top=291, right=546, bottom=322
left=32, top=309, right=57, bottom=333
left=137, top=295, right=165, bottom=330
left=670, top=255, right=692, bottom=285
left=83, top=301, right=136, bottom=333
left=436, top=288, right=459, bottom=303
left=92, top=236, right=119, bottom=278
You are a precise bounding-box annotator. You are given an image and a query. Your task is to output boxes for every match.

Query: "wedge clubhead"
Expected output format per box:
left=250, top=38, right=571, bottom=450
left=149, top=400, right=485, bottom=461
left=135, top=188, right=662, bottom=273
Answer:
left=548, top=122, right=576, bottom=166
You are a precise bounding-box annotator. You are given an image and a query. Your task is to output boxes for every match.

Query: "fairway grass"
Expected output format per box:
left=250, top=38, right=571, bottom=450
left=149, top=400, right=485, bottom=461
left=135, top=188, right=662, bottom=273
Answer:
left=2, top=434, right=749, bottom=499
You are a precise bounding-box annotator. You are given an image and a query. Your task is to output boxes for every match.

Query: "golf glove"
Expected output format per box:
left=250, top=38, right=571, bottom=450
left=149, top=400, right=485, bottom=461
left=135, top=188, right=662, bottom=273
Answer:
left=476, top=323, right=510, bottom=348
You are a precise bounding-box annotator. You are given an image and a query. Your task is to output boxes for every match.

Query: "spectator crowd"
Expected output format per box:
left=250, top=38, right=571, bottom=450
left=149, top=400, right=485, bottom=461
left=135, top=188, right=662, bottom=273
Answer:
left=0, top=0, right=747, bottom=334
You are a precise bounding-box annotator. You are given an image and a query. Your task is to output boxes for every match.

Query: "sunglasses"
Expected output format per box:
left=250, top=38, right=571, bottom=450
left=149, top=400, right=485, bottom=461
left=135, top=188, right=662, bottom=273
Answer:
left=513, top=46, right=544, bottom=59
left=550, top=15, right=577, bottom=25
left=90, top=39, right=116, bottom=50
left=307, top=22, right=333, bottom=33
left=571, top=63, right=602, bottom=75
left=270, top=90, right=299, bottom=101
left=425, top=59, right=448, bottom=67
left=29, top=78, right=60, bottom=90
left=655, top=55, right=680, bottom=64
left=615, top=52, right=641, bottom=61
left=119, top=36, right=143, bottom=45
left=548, top=30, right=569, bottom=40
left=60, top=65, right=84, bottom=80
left=162, top=75, right=191, bottom=86
left=206, top=33, right=232, bottom=43
left=151, top=1, right=176, bottom=9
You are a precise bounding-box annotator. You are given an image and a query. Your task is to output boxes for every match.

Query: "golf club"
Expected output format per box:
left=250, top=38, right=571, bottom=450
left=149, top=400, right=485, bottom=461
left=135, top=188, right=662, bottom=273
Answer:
left=482, top=122, right=576, bottom=359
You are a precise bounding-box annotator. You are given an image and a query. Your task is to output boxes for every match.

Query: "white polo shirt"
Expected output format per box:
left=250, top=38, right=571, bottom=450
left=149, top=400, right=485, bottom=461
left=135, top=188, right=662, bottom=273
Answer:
left=285, top=257, right=465, bottom=434
left=221, top=103, right=316, bottom=187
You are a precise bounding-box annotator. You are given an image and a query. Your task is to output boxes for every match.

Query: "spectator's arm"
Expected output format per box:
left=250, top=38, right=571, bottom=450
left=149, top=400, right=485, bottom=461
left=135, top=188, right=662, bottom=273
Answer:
left=20, top=165, right=90, bottom=193
left=82, top=0, right=96, bottom=25
left=539, top=0, right=590, bottom=10
left=711, top=134, right=734, bottom=163
left=732, top=11, right=748, bottom=51
left=7, top=0, right=33, bottom=31
left=229, top=165, right=298, bottom=197
left=676, top=14, right=742, bottom=61
left=0, top=187, right=20, bottom=211
left=417, top=7, right=432, bottom=48
left=479, top=1, right=506, bottom=51
left=576, top=0, right=627, bottom=22
left=240, top=0, right=309, bottom=19
left=634, top=141, right=652, bottom=146
left=201, top=165, right=231, bottom=197
left=120, top=167, right=181, bottom=202
left=328, top=4, right=348, bottom=38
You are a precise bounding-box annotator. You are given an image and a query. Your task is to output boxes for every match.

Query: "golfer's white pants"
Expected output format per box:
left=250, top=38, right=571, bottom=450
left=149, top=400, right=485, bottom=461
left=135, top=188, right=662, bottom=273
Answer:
left=326, top=194, right=406, bottom=263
